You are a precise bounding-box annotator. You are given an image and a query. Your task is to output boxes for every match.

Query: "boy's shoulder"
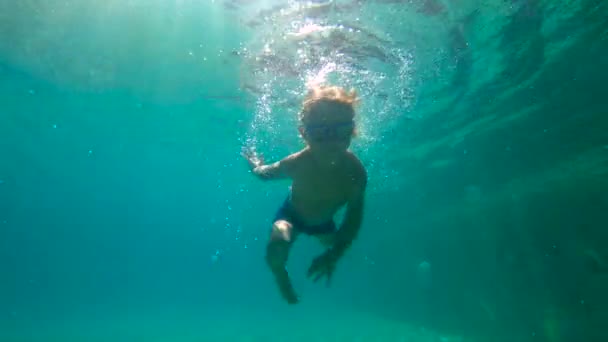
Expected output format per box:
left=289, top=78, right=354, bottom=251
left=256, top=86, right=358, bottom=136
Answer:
left=345, top=150, right=365, bottom=168
left=345, top=151, right=367, bottom=186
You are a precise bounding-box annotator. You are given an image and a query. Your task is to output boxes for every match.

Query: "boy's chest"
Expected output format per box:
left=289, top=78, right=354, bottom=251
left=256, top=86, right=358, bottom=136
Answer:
left=294, top=168, right=354, bottom=199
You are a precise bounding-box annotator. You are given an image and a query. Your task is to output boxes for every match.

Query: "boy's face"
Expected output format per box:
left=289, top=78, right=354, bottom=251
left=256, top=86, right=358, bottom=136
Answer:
left=300, top=102, right=355, bottom=154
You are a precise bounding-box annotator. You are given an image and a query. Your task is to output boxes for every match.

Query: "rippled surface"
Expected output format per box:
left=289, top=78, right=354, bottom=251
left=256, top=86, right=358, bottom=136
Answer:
left=228, top=0, right=607, bottom=194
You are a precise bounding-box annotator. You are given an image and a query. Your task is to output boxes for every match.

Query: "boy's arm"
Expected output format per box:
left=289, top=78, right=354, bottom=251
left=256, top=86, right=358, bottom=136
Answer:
left=329, top=169, right=367, bottom=260
left=247, top=153, right=298, bottom=180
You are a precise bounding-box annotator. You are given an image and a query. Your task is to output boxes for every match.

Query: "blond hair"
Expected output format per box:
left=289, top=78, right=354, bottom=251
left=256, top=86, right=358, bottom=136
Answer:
left=299, top=85, right=359, bottom=123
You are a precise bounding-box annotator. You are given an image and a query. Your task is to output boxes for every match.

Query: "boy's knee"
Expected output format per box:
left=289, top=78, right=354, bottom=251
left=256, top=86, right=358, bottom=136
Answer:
left=266, top=221, right=293, bottom=269
left=271, top=220, right=293, bottom=242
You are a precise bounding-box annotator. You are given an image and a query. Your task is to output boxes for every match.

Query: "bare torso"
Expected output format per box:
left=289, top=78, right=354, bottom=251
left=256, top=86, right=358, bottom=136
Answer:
left=287, top=148, right=364, bottom=225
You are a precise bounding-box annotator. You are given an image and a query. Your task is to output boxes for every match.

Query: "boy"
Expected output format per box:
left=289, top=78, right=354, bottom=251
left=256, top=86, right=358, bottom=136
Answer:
left=243, top=85, right=367, bottom=304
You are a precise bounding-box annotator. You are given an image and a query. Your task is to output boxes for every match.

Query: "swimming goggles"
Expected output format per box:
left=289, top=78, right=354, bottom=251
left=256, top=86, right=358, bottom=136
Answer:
left=302, top=121, right=354, bottom=141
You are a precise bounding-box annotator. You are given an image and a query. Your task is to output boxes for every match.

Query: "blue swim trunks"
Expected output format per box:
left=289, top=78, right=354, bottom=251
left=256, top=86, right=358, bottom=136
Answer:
left=274, top=196, right=337, bottom=235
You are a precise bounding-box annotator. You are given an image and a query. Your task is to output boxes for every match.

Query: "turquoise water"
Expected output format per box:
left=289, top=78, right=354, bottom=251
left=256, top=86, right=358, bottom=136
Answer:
left=1, top=1, right=607, bottom=341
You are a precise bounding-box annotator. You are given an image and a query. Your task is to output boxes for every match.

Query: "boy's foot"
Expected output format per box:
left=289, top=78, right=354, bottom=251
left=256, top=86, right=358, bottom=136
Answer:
left=278, top=281, right=300, bottom=304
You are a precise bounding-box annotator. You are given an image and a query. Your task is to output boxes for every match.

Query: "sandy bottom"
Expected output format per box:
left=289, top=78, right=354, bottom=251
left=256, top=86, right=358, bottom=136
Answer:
left=1, top=307, right=467, bottom=342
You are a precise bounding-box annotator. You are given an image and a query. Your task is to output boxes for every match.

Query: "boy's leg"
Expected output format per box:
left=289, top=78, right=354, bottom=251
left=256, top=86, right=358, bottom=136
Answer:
left=266, top=220, right=299, bottom=304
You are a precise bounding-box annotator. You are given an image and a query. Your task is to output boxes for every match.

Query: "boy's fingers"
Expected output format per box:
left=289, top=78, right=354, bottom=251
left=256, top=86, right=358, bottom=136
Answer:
left=314, top=271, right=326, bottom=283
left=307, top=264, right=317, bottom=278
left=309, top=266, right=321, bottom=282
left=310, top=266, right=331, bottom=283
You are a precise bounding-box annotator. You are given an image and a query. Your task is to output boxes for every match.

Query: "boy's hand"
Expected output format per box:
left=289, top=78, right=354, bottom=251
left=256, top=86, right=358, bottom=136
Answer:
left=307, top=249, right=339, bottom=287
left=241, top=148, right=263, bottom=170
